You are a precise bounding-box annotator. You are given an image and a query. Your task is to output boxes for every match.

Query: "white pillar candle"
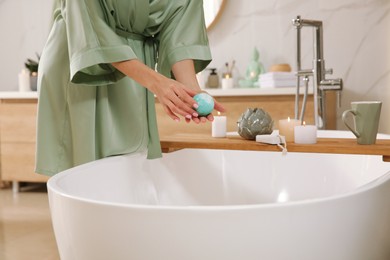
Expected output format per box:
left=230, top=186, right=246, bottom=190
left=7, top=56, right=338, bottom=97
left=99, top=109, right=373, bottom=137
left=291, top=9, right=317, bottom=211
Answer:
left=294, top=123, right=317, bottom=144
left=212, top=113, right=227, bottom=137
left=18, top=68, right=31, bottom=92
left=222, top=77, right=234, bottom=89
left=278, top=117, right=300, bottom=142
left=196, top=71, right=207, bottom=89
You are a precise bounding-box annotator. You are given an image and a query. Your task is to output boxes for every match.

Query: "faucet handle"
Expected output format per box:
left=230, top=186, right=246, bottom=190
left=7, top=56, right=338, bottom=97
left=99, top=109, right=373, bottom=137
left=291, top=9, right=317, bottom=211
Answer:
left=319, top=78, right=343, bottom=91
left=297, top=69, right=313, bottom=77
left=325, top=68, right=333, bottom=75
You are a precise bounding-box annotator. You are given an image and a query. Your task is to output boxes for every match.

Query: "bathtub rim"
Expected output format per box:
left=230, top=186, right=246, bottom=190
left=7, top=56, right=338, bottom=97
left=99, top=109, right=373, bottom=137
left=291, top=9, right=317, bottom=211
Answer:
left=47, top=151, right=390, bottom=212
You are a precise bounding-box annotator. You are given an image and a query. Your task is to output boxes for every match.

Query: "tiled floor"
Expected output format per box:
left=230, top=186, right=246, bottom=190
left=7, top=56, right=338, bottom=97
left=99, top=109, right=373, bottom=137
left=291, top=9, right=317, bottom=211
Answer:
left=0, top=183, right=60, bottom=260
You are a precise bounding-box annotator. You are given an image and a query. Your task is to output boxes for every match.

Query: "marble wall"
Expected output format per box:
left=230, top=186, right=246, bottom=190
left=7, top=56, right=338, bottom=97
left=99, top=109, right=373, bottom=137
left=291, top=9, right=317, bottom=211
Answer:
left=1, top=0, right=389, bottom=133
left=0, top=0, right=52, bottom=90
left=208, top=0, right=390, bottom=133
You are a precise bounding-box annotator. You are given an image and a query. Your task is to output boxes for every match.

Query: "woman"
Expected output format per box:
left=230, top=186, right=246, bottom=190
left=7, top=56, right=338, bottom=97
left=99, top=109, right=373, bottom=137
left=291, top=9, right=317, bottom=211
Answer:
left=35, top=0, right=225, bottom=176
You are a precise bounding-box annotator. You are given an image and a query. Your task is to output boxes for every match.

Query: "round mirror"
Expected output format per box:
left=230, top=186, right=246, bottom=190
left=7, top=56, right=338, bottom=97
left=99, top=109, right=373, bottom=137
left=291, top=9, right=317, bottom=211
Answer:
left=204, top=0, right=226, bottom=30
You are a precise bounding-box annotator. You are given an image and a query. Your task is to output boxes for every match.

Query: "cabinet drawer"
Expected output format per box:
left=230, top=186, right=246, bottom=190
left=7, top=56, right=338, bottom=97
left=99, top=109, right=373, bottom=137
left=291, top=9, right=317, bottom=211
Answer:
left=0, top=143, right=49, bottom=182
left=0, top=101, right=37, bottom=143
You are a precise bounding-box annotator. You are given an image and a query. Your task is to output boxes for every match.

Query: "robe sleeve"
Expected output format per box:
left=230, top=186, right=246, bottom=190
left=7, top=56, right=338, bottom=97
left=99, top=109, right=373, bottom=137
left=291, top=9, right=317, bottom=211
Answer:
left=156, top=0, right=212, bottom=77
left=63, top=0, right=137, bottom=85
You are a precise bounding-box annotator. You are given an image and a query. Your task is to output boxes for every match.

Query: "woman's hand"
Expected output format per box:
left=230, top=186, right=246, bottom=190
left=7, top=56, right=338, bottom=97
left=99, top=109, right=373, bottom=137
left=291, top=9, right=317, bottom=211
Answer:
left=112, top=59, right=226, bottom=123
left=171, top=59, right=226, bottom=124
left=184, top=91, right=225, bottom=124
left=151, top=77, right=201, bottom=122
left=112, top=59, right=202, bottom=122
left=154, top=84, right=226, bottom=124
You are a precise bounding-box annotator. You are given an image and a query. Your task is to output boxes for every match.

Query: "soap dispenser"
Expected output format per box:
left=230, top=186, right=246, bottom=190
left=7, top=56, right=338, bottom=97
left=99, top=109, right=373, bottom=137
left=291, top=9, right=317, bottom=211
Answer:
left=206, top=68, right=219, bottom=89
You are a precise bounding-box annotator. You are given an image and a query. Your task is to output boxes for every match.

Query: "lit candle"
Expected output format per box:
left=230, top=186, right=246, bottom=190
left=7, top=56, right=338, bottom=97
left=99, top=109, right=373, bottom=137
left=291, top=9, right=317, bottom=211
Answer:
left=249, top=71, right=257, bottom=80
left=221, top=73, right=234, bottom=89
left=212, top=112, right=227, bottom=137
left=278, top=117, right=300, bottom=142
left=294, top=122, right=317, bottom=144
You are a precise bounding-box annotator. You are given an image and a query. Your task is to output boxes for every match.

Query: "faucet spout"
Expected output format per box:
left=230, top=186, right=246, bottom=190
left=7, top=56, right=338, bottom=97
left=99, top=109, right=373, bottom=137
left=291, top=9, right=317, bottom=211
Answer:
left=292, top=16, right=323, bottom=29
left=293, top=16, right=342, bottom=129
left=293, top=16, right=324, bottom=62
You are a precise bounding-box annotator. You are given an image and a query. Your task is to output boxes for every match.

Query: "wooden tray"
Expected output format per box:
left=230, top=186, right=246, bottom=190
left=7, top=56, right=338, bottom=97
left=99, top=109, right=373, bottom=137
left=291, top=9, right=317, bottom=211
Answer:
left=160, top=133, right=390, bottom=162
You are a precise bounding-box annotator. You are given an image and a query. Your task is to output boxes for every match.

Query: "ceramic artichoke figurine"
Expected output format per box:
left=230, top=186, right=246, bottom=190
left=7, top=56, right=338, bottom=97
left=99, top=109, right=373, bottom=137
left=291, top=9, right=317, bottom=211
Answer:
left=237, top=108, right=274, bottom=140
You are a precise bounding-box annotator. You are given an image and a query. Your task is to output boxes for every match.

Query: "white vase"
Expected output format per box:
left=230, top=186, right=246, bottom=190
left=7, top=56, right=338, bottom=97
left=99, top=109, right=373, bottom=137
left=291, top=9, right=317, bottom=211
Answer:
left=30, top=74, right=38, bottom=91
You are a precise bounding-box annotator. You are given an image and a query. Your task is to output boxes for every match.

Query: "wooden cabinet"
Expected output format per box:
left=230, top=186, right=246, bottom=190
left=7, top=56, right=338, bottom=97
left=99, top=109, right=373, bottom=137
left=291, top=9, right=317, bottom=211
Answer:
left=0, top=99, right=49, bottom=185
left=0, top=90, right=336, bottom=188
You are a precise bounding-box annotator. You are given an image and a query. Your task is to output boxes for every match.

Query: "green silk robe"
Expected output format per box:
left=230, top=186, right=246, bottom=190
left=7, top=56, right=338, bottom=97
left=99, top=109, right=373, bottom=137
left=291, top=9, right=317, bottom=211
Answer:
left=36, top=0, right=212, bottom=176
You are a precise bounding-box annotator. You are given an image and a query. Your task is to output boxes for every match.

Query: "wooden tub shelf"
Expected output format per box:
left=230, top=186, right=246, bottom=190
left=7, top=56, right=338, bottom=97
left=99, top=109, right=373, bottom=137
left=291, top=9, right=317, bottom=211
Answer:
left=160, top=133, right=390, bottom=162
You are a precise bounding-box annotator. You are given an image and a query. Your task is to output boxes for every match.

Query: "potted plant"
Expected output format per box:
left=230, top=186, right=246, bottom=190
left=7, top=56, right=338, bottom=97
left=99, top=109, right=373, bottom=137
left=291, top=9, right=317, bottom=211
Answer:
left=24, top=53, right=40, bottom=91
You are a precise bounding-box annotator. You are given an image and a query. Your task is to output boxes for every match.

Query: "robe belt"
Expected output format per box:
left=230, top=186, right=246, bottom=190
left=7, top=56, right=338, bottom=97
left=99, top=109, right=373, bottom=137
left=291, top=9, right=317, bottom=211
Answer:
left=115, top=28, right=159, bottom=68
left=114, top=28, right=162, bottom=159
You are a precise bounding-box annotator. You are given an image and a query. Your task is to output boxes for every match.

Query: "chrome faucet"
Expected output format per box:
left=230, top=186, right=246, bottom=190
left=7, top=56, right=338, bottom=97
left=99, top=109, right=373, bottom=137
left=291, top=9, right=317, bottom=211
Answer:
left=292, top=15, right=343, bottom=129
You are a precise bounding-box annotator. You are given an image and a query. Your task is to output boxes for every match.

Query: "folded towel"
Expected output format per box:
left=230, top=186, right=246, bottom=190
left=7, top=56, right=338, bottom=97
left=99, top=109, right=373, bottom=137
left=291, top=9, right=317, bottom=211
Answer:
left=259, top=79, right=298, bottom=88
left=258, top=72, right=311, bottom=88
left=259, top=72, right=297, bottom=81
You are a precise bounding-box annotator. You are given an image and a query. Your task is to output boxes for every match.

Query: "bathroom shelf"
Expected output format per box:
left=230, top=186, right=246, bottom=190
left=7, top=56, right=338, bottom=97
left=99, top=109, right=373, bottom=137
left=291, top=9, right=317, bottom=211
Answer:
left=160, top=133, right=390, bottom=162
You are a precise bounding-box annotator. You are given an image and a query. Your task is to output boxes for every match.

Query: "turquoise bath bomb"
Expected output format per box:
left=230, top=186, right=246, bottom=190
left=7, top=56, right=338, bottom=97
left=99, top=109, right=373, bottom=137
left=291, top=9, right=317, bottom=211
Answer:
left=193, top=93, right=214, bottom=116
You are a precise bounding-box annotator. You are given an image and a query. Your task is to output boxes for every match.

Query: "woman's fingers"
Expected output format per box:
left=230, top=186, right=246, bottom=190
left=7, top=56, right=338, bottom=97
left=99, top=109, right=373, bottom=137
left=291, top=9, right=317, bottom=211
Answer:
left=187, top=93, right=226, bottom=123
left=190, top=117, right=200, bottom=124
left=182, top=87, right=198, bottom=102
left=162, top=104, right=180, bottom=122
left=157, top=80, right=227, bottom=123
left=165, top=99, right=193, bottom=120
left=206, top=114, right=214, bottom=121
left=213, top=99, right=226, bottom=113
left=172, top=89, right=199, bottom=117
left=157, top=86, right=196, bottom=120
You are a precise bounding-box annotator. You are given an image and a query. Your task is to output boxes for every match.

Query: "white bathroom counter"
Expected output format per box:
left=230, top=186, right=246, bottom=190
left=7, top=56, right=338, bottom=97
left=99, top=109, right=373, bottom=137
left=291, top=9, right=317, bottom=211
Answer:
left=205, top=87, right=313, bottom=97
left=0, top=91, right=38, bottom=99
left=0, top=87, right=308, bottom=99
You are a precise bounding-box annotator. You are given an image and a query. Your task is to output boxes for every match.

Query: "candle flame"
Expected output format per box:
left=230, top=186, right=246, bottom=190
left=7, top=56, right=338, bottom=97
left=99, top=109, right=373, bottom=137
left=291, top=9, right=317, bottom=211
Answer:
left=287, top=117, right=290, bottom=122
left=303, top=121, right=306, bottom=126
left=217, top=111, right=221, bottom=116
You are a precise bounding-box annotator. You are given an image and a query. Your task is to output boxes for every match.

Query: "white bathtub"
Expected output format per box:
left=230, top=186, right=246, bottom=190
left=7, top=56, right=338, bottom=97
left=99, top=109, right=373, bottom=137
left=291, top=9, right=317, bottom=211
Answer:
left=47, top=131, right=390, bottom=260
